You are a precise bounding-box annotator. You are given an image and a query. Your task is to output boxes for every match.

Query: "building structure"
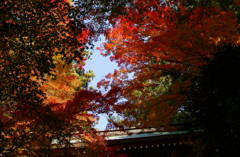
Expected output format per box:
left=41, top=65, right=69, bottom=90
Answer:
left=51, top=124, right=202, bottom=157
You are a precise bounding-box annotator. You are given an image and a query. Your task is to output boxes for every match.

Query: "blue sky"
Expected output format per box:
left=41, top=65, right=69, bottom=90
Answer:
left=85, top=35, right=118, bottom=130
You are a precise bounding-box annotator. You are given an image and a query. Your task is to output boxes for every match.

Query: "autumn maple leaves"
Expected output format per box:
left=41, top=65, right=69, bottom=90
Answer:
left=0, top=0, right=240, bottom=156
left=102, top=0, right=240, bottom=128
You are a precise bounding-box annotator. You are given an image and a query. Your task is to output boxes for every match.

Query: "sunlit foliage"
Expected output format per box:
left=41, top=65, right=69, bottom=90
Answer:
left=0, top=0, right=119, bottom=156
left=102, top=0, right=239, bottom=128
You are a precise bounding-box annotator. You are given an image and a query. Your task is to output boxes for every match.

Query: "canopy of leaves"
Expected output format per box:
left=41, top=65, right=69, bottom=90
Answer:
left=69, top=0, right=132, bottom=42
left=0, top=0, right=84, bottom=110
left=0, top=0, right=126, bottom=156
left=102, top=0, right=240, bottom=128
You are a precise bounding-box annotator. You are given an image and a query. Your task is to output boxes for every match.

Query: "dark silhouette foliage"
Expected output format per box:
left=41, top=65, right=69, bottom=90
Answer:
left=186, top=45, right=240, bottom=156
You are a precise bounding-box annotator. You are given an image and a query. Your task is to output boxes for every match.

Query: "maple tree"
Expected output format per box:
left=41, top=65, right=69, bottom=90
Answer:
left=0, top=0, right=88, bottom=155
left=0, top=0, right=128, bottom=156
left=0, top=0, right=134, bottom=155
left=102, top=0, right=240, bottom=128
left=0, top=0, right=83, bottom=112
